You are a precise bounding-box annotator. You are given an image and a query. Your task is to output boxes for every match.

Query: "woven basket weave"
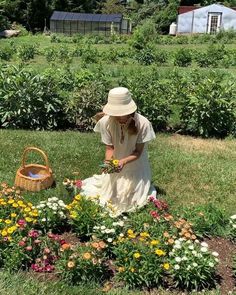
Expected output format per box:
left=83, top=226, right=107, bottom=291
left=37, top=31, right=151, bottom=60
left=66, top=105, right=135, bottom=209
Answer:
left=15, top=147, right=54, bottom=192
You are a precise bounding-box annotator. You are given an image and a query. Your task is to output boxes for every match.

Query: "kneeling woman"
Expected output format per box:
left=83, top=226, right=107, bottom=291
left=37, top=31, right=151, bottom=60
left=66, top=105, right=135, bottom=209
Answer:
left=81, top=87, right=156, bottom=216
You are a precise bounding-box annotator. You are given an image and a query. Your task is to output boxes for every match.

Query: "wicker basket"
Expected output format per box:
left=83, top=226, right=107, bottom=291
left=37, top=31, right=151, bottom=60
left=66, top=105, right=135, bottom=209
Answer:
left=15, top=147, right=54, bottom=192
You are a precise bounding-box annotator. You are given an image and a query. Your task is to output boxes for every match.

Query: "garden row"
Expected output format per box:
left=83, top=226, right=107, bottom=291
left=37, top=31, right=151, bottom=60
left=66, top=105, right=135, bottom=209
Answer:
left=0, top=181, right=235, bottom=291
left=0, top=65, right=235, bottom=138
left=1, top=41, right=236, bottom=68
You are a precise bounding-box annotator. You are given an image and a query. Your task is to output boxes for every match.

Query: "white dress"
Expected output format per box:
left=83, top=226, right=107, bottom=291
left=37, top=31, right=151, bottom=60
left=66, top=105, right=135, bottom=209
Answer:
left=81, top=113, right=156, bottom=216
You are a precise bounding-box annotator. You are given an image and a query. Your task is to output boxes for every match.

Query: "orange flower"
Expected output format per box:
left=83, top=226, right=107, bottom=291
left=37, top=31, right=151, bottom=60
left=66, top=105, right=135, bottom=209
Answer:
left=98, top=241, right=106, bottom=249
left=61, top=243, right=71, bottom=250
left=91, top=242, right=99, bottom=249
left=184, top=232, right=191, bottom=238
left=83, top=252, right=91, bottom=260
left=167, top=238, right=175, bottom=244
left=191, top=234, right=197, bottom=240
left=163, top=231, right=170, bottom=238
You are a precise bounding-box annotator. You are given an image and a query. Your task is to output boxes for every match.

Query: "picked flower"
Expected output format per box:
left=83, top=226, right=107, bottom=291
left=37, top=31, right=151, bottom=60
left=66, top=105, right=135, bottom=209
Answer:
left=99, top=159, right=121, bottom=174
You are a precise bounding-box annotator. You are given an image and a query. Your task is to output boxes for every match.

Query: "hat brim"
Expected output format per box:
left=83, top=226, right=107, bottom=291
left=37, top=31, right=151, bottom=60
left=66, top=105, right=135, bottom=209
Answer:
left=103, top=100, right=137, bottom=116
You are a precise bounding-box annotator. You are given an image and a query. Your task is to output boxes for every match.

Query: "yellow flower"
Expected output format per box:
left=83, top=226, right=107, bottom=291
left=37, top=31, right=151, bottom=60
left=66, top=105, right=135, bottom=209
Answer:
left=0, top=219, right=2, bottom=223
left=12, top=203, right=19, bottom=208
left=11, top=213, right=17, bottom=218
left=66, top=205, right=72, bottom=210
left=127, top=229, right=133, bottom=235
left=150, top=240, right=159, bottom=246
left=112, top=159, right=119, bottom=166
left=24, top=207, right=31, bottom=212
left=5, top=219, right=12, bottom=224
left=27, top=202, right=33, bottom=207
left=8, top=199, right=14, bottom=204
left=163, top=263, right=170, bottom=270
left=67, top=261, right=75, bottom=268
left=1, top=230, right=8, bottom=237
left=155, top=249, right=166, bottom=256
left=75, top=194, right=81, bottom=201
left=25, top=217, right=33, bottom=222
left=7, top=227, right=14, bottom=234
left=140, top=232, right=149, bottom=238
left=130, top=267, right=135, bottom=273
left=128, top=234, right=136, bottom=239
left=17, top=200, right=24, bottom=206
left=118, top=267, right=125, bottom=272
left=133, top=252, right=141, bottom=259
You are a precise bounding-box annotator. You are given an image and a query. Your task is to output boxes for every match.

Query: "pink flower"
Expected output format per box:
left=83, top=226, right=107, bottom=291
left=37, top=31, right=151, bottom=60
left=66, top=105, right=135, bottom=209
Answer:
left=17, top=219, right=26, bottom=227
left=44, top=248, right=51, bottom=254
left=18, top=240, right=26, bottom=247
left=150, top=211, right=160, bottom=219
left=26, top=246, right=33, bottom=251
left=75, top=180, right=82, bottom=188
left=28, top=230, right=39, bottom=238
left=34, top=239, right=41, bottom=245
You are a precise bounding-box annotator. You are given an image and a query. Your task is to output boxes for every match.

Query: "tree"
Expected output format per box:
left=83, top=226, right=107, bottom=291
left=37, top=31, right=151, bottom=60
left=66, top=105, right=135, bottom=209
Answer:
left=100, top=0, right=126, bottom=14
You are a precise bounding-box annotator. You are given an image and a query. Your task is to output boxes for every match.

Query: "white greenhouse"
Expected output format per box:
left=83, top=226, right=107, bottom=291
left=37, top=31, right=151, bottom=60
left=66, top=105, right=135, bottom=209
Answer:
left=177, top=4, right=236, bottom=34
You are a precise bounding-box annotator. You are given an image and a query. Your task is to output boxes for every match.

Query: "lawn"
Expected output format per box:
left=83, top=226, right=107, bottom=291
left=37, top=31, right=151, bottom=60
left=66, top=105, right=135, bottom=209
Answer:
left=1, top=129, right=234, bottom=294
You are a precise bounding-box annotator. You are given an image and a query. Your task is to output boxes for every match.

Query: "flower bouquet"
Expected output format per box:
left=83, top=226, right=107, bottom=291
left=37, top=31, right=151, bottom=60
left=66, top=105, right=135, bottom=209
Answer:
left=99, top=159, right=121, bottom=174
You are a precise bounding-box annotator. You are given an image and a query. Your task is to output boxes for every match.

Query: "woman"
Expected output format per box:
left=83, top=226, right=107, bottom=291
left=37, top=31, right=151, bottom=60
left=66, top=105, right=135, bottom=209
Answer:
left=81, top=87, right=156, bottom=216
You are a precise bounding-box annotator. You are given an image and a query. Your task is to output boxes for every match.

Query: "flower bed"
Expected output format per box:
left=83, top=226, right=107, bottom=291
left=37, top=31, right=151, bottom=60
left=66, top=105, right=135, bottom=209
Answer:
left=0, top=181, right=235, bottom=293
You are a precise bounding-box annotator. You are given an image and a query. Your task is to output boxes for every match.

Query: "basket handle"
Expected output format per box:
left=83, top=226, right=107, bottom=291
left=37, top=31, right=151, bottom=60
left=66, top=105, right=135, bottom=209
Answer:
left=22, top=147, right=50, bottom=173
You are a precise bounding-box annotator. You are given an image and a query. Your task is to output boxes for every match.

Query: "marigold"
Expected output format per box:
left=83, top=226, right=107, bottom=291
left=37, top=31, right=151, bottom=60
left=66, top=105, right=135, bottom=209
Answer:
left=150, top=240, right=159, bottom=246
left=61, top=243, right=71, bottom=250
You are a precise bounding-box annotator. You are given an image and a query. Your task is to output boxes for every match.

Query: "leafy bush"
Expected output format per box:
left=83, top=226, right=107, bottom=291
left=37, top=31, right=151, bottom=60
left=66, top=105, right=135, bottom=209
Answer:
left=0, top=66, right=66, bottom=129
left=120, top=69, right=172, bottom=131
left=113, top=229, right=168, bottom=288
left=168, top=239, right=218, bottom=290
left=195, top=45, right=227, bottom=68
left=17, top=44, right=37, bottom=62
left=80, top=44, right=99, bottom=65
left=44, top=47, right=57, bottom=63
left=135, top=45, right=156, bottom=65
left=65, top=80, right=107, bottom=131
left=57, top=240, right=109, bottom=284
left=179, top=71, right=236, bottom=137
left=229, top=214, right=236, bottom=241
left=0, top=46, right=14, bottom=61
left=174, top=48, right=192, bottom=67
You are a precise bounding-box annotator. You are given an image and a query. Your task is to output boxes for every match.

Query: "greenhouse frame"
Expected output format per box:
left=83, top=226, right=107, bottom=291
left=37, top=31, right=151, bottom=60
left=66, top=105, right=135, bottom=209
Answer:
left=50, top=11, right=131, bottom=35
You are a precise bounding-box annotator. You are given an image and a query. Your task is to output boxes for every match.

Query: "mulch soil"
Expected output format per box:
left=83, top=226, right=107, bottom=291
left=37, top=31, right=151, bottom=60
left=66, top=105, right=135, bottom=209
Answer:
left=205, top=237, right=236, bottom=295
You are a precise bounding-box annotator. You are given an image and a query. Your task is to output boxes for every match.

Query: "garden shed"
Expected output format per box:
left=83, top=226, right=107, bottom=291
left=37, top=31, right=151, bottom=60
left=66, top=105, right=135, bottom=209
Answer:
left=177, top=4, right=236, bottom=34
left=50, top=11, right=131, bottom=35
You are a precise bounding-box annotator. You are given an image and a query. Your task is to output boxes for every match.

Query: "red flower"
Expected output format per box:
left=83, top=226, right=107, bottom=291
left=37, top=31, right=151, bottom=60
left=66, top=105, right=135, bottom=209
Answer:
left=18, top=240, right=26, bottom=247
left=75, top=180, right=82, bottom=188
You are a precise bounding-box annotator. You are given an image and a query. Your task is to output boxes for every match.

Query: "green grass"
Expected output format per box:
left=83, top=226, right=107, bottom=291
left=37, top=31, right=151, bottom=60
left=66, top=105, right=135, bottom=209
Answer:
left=0, top=129, right=235, bottom=214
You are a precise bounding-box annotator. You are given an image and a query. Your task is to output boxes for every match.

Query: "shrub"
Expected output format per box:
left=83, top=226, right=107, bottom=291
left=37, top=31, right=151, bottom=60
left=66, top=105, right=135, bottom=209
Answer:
left=168, top=239, right=219, bottom=290
left=179, top=71, right=236, bottom=137
left=113, top=229, right=168, bottom=288
left=0, top=66, right=66, bottom=130
left=65, top=80, right=107, bottom=131
left=174, top=48, right=192, bottom=67
left=56, top=241, right=109, bottom=284
left=44, top=47, right=57, bottom=63
left=0, top=46, right=14, bottom=61
left=229, top=214, right=236, bottom=241
left=135, top=45, right=156, bottom=65
left=17, top=44, right=37, bottom=62
left=120, top=69, right=172, bottom=131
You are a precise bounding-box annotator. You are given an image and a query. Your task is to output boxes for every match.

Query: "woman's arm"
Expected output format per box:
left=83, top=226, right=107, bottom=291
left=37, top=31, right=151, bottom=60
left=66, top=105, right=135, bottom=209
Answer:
left=105, top=144, right=114, bottom=162
left=119, top=143, right=145, bottom=167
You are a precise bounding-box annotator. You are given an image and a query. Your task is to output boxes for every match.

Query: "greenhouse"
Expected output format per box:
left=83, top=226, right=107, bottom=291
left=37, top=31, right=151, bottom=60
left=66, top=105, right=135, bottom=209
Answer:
left=50, top=11, right=131, bottom=35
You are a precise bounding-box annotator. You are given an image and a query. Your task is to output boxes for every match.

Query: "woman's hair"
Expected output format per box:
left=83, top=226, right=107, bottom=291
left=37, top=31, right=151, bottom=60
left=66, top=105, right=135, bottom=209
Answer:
left=94, top=112, right=138, bottom=135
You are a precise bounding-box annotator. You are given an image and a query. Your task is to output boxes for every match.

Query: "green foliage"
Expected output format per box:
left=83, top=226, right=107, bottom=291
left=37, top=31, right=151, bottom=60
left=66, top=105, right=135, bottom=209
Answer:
left=120, top=69, right=172, bottom=131
left=135, top=45, right=156, bottom=65
left=17, top=44, right=37, bottom=62
left=113, top=230, right=167, bottom=288
left=67, top=195, right=105, bottom=238
left=0, top=46, right=14, bottom=61
left=229, top=214, right=236, bottom=241
left=65, top=80, right=108, bottom=131
left=179, top=71, right=236, bottom=137
left=129, top=19, right=157, bottom=50
left=56, top=241, right=108, bottom=284
left=0, top=65, right=65, bottom=130
left=194, top=44, right=227, bottom=68
left=174, top=48, right=192, bottom=67
left=179, top=203, right=228, bottom=238
left=168, top=239, right=218, bottom=291
left=44, top=47, right=58, bottom=63
left=79, top=44, right=99, bottom=65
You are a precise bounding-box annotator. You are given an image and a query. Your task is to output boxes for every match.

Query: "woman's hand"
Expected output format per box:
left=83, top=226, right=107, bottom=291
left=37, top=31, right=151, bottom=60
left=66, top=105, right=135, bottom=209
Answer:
left=118, top=159, right=127, bottom=172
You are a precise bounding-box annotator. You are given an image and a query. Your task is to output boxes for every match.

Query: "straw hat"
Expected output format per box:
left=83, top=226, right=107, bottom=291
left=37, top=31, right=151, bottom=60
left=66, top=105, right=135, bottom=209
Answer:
left=103, top=87, right=137, bottom=116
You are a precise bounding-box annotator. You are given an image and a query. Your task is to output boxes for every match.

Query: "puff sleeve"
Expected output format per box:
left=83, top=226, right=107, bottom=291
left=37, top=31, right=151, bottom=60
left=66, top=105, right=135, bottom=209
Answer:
left=94, top=116, right=113, bottom=145
left=136, top=120, right=156, bottom=144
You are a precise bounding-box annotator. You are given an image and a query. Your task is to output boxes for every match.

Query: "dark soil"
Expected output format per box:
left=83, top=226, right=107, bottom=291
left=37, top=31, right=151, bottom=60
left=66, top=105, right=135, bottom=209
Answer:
left=205, top=237, right=236, bottom=295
